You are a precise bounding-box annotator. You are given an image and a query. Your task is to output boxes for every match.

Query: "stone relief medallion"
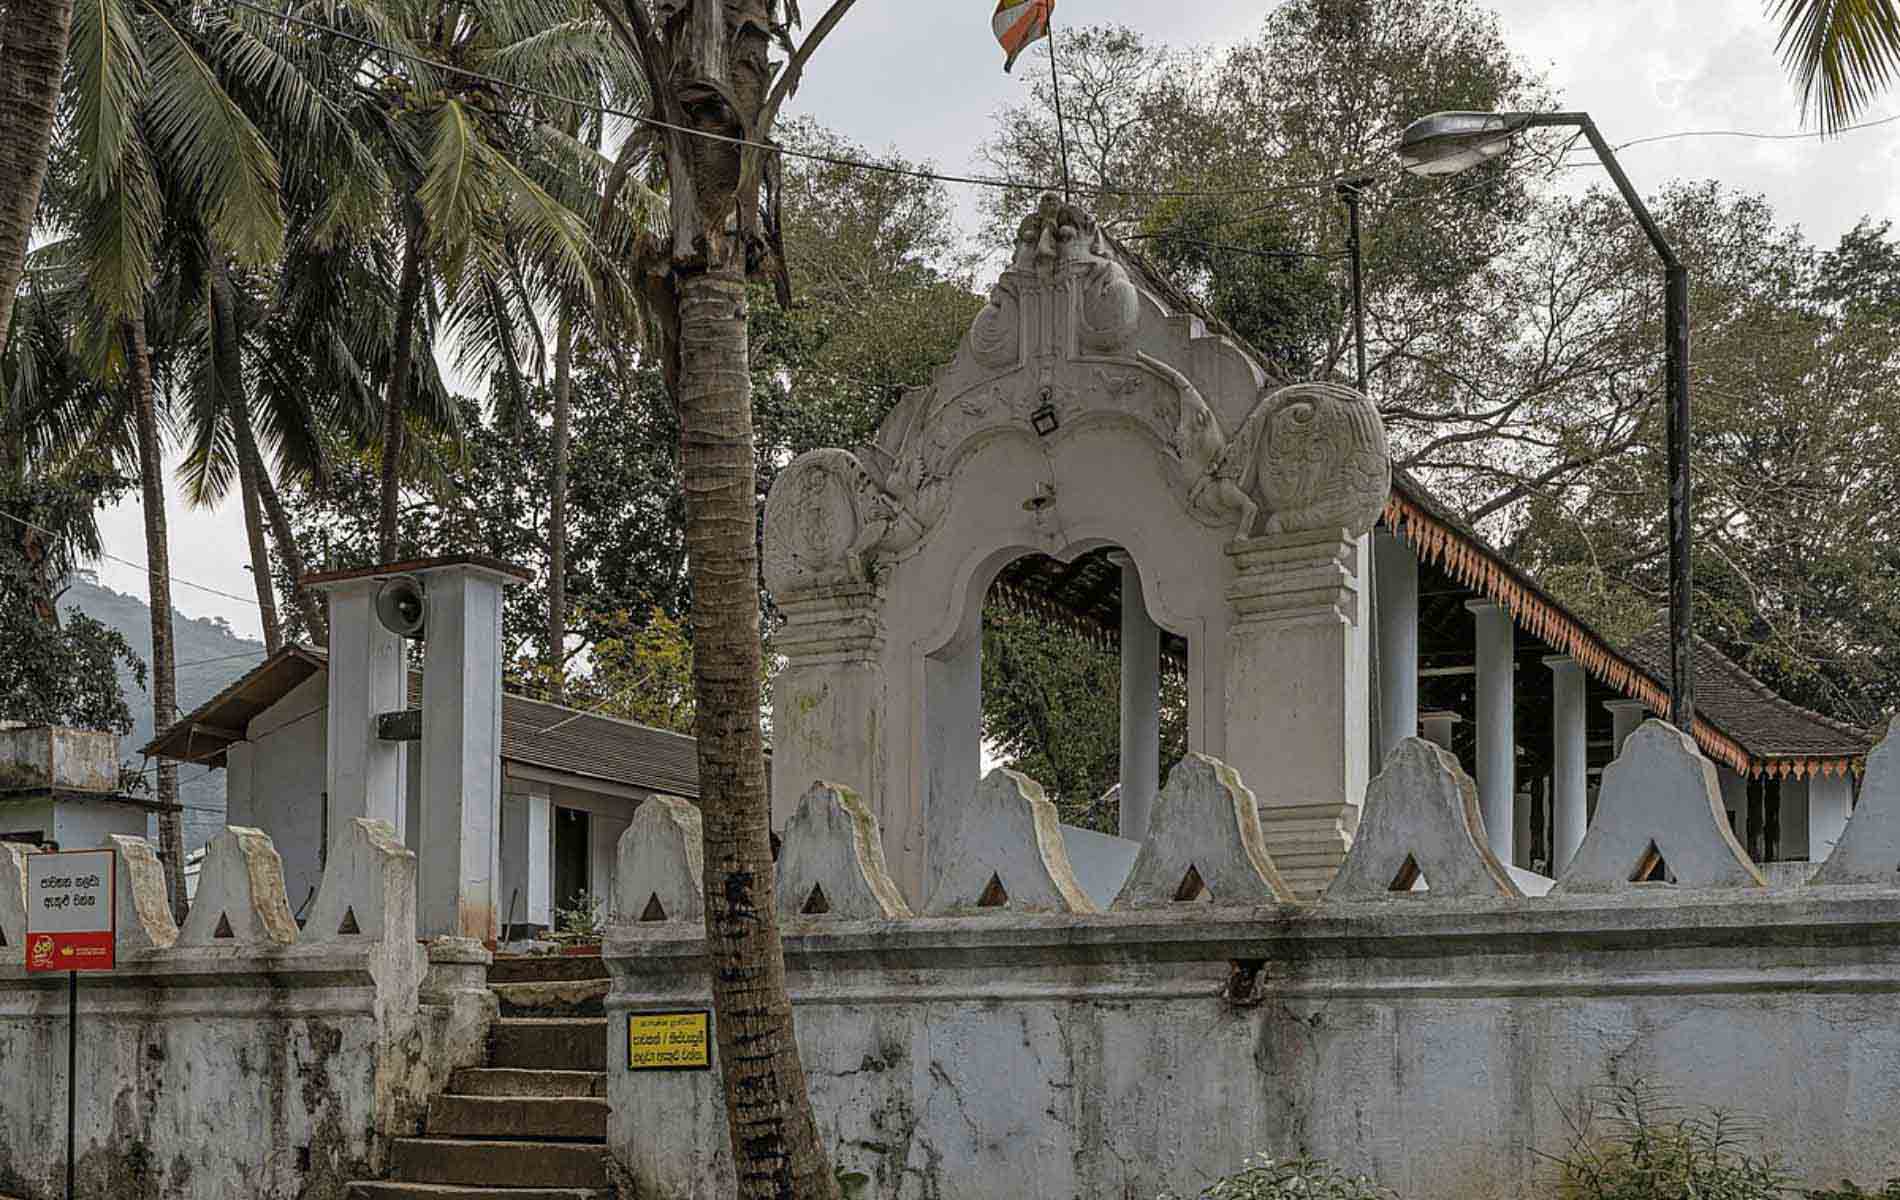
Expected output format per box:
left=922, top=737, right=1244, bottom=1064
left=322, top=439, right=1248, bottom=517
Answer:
left=763, top=454, right=860, bottom=594
left=1253, top=382, right=1391, bottom=540
left=763, top=450, right=928, bottom=595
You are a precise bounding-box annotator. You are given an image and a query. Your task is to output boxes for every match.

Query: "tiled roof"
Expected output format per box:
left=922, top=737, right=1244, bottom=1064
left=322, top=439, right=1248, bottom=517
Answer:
left=1624, top=625, right=1872, bottom=763
left=144, top=646, right=704, bottom=798
left=498, top=690, right=701, bottom=798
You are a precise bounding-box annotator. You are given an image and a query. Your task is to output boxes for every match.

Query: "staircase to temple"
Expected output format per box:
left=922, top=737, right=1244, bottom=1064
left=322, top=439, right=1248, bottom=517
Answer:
left=349, top=954, right=613, bottom=1199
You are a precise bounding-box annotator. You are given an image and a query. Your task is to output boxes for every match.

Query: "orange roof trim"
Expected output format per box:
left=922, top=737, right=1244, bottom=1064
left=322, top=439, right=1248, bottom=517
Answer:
left=1382, top=491, right=1862, bottom=781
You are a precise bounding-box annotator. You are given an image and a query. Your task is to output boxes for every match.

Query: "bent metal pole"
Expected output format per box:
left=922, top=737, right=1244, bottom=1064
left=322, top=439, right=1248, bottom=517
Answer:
left=1527, top=113, right=1696, bottom=732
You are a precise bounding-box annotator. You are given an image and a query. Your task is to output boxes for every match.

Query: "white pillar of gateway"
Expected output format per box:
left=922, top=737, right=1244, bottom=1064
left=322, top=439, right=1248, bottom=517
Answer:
left=1545, top=656, right=1589, bottom=873
left=1605, top=699, right=1648, bottom=757
left=1111, top=552, right=1162, bottom=844
left=1419, top=710, right=1462, bottom=751
left=1810, top=772, right=1854, bottom=864
left=416, top=557, right=531, bottom=943
left=307, top=573, right=409, bottom=854
left=1373, top=530, right=1420, bottom=771
left=1466, top=599, right=1516, bottom=864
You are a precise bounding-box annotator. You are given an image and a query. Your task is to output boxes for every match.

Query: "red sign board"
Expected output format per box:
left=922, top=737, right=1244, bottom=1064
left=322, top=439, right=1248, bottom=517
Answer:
left=25, top=849, right=117, bottom=973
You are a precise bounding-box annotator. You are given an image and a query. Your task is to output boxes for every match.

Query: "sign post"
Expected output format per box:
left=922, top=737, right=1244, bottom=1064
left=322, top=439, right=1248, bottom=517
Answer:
left=26, top=848, right=117, bottom=1200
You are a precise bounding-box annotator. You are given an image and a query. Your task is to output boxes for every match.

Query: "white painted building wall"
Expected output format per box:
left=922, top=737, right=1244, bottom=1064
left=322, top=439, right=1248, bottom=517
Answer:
left=226, top=671, right=331, bottom=916
left=212, top=669, right=658, bottom=935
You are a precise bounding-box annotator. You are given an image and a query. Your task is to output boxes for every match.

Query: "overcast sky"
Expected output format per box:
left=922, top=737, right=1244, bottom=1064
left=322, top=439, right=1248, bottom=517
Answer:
left=89, top=0, right=1899, bottom=642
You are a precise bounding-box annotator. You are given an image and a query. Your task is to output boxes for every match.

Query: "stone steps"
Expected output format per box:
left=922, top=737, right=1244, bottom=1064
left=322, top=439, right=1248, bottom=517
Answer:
left=487, top=954, right=608, bottom=985
left=427, top=1094, right=609, bottom=1141
left=494, top=978, right=608, bottom=1018
left=346, top=957, right=616, bottom=1198
left=449, top=1068, right=607, bottom=1099
left=348, top=1185, right=606, bottom=1200
left=384, top=1139, right=609, bottom=1190
left=490, top=1018, right=608, bottom=1073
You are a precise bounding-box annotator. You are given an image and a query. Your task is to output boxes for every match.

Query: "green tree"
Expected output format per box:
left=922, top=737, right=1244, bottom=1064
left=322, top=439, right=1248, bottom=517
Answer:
left=39, top=0, right=294, bottom=917
left=1514, top=192, right=1900, bottom=725
left=303, top=0, right=630, bottom=560
left=0, top=333, right=142, bottom=732
left=559, top=606, right=696, bottom=733
left=980, top=605, right=1188, bottom=832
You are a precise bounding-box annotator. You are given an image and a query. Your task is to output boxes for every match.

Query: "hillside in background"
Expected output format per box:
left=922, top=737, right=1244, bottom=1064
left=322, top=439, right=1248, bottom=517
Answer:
left=58, top=575, right=267, bottom=851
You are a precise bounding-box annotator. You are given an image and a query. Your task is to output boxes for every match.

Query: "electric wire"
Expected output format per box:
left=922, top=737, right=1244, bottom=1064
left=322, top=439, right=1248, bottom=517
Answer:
left=217, top=0, right=1366, bottom=202
left=0, top=506, right=266, bottom=607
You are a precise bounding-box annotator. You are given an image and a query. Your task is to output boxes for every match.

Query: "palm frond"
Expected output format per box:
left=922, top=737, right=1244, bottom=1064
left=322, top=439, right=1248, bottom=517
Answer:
left=489, top=148, right=609, bottom=311
left=68, top=0, right=148, bottom=200
left=77, top=141, right=163, bottom=341
left=1773, top=0, right=1900, bottom=132
left=139, top=0, right=286, bottom=265
left=174, top=317, right=240, bottom=508
left=417, top=98, right=498, bottom=288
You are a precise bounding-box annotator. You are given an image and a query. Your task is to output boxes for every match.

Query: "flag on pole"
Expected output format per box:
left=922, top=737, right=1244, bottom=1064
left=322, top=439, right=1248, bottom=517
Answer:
left=994, top=0, right=1055, bottom=73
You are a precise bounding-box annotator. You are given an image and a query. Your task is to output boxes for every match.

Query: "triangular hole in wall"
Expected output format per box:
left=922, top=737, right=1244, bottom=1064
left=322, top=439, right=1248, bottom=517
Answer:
left=802, top=883, right=832, bottom=915
left=976, top=873, right=1010, bottom=908
left=337, top=907, right=361, bottom=936
left=0, top=923, right=9, bottom=947
left=1630, top=841, right=1676, bottom=884
left=1389, top=854, right=1427, bottom=893
left=1175, top=863, right=1209, bottom=903
left=213, top=913, right=235, bottom=939
left=640, top=893, right=668, bottom=922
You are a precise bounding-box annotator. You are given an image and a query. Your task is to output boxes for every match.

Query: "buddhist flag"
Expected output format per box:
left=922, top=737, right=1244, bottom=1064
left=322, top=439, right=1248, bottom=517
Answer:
left=994, top=0, right=1055, bottom=73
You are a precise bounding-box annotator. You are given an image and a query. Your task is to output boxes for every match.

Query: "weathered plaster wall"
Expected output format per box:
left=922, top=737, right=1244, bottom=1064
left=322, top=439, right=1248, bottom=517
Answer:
left=0, top=948, right=403, bottom=1199
left=0, top=821, right=456, bottom=1200
left=609, top=722, right=1900, bottom=1199
left=607, top=893, right=1900, bottom=1200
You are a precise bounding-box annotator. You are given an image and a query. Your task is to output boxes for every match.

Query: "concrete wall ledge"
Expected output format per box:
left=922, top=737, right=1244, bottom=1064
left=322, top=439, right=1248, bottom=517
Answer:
left=606, top=886, right=1900, bottom=975
left=0, top=942, right=386, bottom=993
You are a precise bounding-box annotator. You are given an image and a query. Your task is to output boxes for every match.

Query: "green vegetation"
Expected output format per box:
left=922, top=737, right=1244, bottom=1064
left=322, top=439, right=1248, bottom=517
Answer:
left=1160, top=1154, right=1395, bottom=1200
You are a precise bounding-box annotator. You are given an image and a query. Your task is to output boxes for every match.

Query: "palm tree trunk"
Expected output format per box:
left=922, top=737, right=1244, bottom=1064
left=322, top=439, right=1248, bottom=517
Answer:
left=677, top=265, right=836, bottom=1200
left=546, top=305, right=573, bottom=696
left=252, top=452, right=325, bottom=645
left=0, top=0, right=76, bottom=358
left=211, top=259, right=282, bottom=653
left=128, top=315, right=187, bottom=921
left=379, top=207, right=425, bottom=562
left=231, top=407, right=282, bottom=653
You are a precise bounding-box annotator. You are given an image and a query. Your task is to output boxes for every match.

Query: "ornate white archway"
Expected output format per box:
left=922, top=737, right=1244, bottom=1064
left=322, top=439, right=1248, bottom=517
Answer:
left=763, top=195, right=1392, bottom=901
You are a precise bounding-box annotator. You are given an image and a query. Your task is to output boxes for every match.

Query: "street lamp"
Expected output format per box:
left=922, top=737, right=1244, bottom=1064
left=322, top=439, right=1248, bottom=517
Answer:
left=1397, top=110, right=1695, bottom=734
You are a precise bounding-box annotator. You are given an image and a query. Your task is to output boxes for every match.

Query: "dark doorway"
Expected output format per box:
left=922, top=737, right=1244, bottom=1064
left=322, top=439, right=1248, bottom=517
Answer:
left=554, top=807, right=591, bottom=914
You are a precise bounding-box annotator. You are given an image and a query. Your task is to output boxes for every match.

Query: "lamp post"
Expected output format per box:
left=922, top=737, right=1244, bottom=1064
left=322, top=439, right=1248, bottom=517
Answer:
left=1397, top=111, right=1695, bottom=734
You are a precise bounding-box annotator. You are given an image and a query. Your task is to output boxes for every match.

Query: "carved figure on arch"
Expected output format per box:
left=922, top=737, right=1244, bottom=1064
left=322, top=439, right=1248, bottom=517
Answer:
left=1144, top=351, right=1258, bottom=538
left=762, top=448, right=927, bottom=595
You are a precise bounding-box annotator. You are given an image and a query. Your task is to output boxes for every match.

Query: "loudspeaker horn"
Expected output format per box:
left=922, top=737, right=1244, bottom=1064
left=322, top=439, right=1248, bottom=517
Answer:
left=374, top=576, right=427, bottom=638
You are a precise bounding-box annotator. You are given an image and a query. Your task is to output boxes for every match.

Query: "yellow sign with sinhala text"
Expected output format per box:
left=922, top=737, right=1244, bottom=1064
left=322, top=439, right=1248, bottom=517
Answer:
left=627, top=1010, right=712, bottom=1072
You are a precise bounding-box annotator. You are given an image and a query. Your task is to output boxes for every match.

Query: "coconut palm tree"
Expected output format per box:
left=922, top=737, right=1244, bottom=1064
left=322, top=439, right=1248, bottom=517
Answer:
left=599, top=2, right=861, bottom=1196
left=47, top=0, right=291, bottom=918
left=305, top=0, right=626, bottom=561
left=1772, top=0, right=1900, bottom=132
left=0, top=0, right=78, bottom=358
